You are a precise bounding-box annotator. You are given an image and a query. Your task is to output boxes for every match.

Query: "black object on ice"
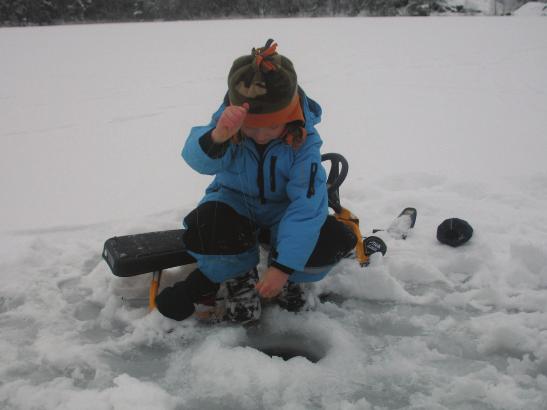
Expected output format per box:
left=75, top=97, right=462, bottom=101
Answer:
left=364, top=236, right=387, bottom=256
left=373, top=207, right=418, bottom=240
left=387, top=207, right=417, bottom=240
left=437, top=218, right=473, bottom=247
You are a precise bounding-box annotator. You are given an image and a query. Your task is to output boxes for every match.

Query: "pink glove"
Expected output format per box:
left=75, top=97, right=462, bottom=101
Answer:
left=211, top=103, right=249, bottom=143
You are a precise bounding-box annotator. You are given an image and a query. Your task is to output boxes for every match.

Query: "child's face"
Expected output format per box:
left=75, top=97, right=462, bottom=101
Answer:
left=241, top=124, right=286, bottom=145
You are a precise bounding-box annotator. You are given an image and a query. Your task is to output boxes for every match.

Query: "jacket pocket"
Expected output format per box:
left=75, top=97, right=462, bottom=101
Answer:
left=307, top=162, right=318, bottom=198
left=270, top=156, right=277, bottom=192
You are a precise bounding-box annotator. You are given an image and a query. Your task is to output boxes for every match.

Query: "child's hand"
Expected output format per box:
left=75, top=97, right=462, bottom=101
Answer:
left=256, top=266, right=289, bottom=298
left=211, top=103, right=249, bottom=143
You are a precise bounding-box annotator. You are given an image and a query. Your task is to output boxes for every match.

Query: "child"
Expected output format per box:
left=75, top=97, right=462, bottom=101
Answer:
left=156, top=39, right=357, bottom=322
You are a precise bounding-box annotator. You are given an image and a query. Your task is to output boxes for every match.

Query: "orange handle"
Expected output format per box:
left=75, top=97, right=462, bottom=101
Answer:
left=148, top=271, right=162, bottom=311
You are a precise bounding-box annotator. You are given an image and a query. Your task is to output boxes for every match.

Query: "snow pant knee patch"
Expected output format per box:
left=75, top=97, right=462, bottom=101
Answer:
left=306, top=215, right=357, bottom=267
left=185, top=268, right=221, bottom=298
left=183, top=201, right=257, bottom=255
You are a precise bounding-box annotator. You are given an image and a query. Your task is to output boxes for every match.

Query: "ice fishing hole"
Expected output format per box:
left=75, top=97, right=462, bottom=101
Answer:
left=244, top=330, right=327, bottom=363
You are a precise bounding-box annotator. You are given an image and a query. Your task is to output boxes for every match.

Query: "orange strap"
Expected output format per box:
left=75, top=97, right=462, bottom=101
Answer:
left=334, top=208, right=369, bottom=266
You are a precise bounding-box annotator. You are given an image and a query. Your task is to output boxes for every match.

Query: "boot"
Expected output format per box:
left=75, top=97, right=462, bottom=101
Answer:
left=224, top=268, right=262, bottom=324
left=276, top=281, right=305, bottom=312
left=156, top=269, right=219, bottom=321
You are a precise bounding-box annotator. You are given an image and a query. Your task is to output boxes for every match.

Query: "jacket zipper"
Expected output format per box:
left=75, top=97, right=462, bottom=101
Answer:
left=307, top=162, right=318, bottom=198
left=270, top=156, right=277, bottom=192
left=254, top=141, right=282, bottom=204
left=257, top=150, right=266, bottom=204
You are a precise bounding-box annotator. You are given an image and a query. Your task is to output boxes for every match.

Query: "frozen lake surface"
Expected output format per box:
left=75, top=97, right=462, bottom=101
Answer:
left=1, top=17, right=547, bottom=409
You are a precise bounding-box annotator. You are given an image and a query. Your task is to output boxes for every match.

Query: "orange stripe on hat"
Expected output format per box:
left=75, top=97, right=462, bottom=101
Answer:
left=242, top=93, right=304, bottom=128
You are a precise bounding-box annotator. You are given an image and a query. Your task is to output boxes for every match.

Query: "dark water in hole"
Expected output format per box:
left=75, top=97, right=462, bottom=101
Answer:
left=259, top=346, right=323, bottom=363
left=244, top=329, right=328, bottom=363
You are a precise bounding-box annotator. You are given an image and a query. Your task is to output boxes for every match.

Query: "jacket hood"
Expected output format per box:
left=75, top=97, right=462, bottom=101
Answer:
left=298, top=87, right=322, bottom=131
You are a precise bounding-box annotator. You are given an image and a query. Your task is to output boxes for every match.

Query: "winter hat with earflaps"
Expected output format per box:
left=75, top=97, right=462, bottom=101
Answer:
left=227, top=39, right=307, bottom=148
left=437, top=218, right=473, bottom=247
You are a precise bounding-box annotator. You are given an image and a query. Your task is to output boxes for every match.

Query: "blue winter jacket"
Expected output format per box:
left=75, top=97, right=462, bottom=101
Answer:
left=182, top=89, right=328, bottom=272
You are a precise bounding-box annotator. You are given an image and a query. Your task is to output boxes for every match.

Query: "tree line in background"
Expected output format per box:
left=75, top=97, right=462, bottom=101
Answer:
left=0, top=0, right=509, bottom=25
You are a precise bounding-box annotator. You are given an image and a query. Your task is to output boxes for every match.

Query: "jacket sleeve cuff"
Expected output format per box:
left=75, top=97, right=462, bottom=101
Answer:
left=271, top=260, right=294, bottom=275
left=199, top=131, right=230, bottom=159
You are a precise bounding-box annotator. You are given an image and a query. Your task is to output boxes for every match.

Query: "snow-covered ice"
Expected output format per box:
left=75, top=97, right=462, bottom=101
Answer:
left=1, top=17, right=547, bottom=409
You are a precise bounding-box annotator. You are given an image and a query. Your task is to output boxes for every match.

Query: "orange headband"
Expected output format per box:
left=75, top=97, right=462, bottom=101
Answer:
left=241, top=93, right=304, bottom=128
